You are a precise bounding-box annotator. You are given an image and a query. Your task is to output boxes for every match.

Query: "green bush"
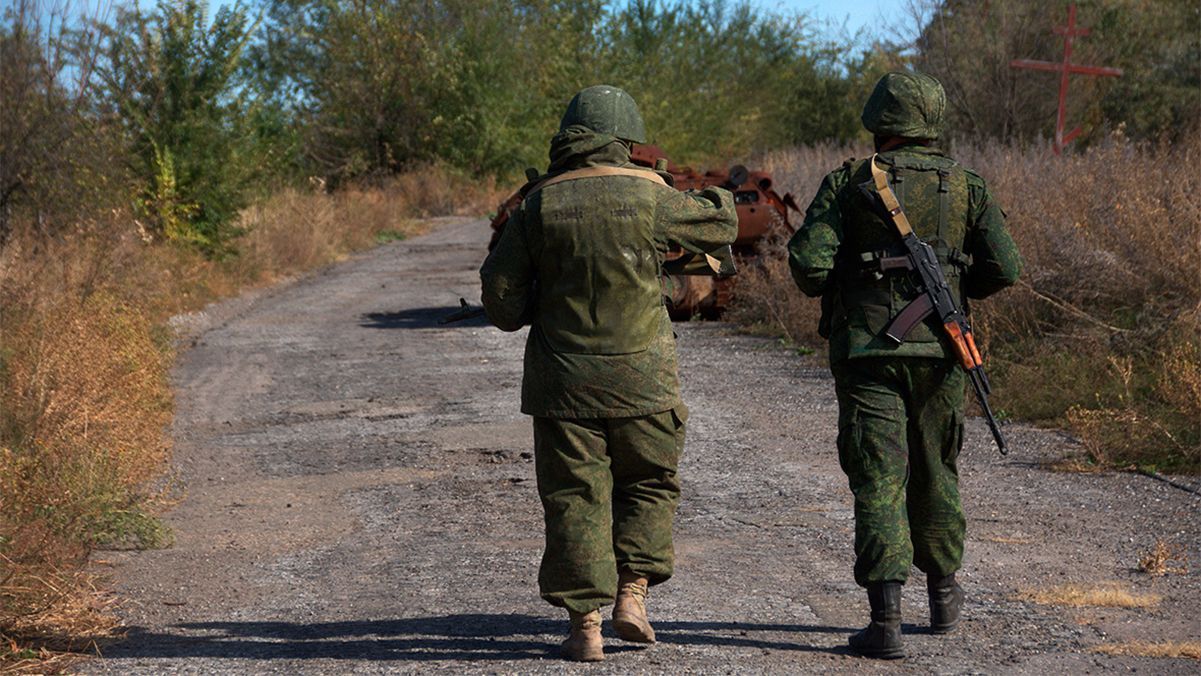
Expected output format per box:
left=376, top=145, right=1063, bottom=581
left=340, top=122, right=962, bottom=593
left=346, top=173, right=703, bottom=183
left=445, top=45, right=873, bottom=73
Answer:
left=97, top=0, right=265, bottom=257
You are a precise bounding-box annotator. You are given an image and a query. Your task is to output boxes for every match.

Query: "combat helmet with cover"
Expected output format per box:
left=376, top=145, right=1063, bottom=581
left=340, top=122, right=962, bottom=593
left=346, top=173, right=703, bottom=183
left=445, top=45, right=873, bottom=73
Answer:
left=560, top=85, right=647, bottom=144
left=861, top=72, right=946, bottom=140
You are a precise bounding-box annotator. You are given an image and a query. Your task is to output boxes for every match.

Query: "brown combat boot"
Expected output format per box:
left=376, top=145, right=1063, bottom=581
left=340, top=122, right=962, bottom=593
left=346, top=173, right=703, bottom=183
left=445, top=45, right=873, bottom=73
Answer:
left=561, top=609, right=604, bottom=662
left=612, top=570, right=655, bottom=643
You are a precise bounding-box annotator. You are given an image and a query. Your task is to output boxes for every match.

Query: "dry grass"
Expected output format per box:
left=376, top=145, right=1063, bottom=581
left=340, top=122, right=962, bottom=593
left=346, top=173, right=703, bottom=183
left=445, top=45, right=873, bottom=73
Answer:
left=0, top=564, right=118, bottom=672
left=0, top=165, right=490, bottom=667
left=733, top=135, right=1201, bottom=472
left=981, top=535, right=1035, bottom=544
left=725, top=233, right=825, bottom=348
left=1090, top=641, right=1201, bottom=660
left=725, top=143, right=866, bottom=347
left=1019, top=582, right=1162, bottom=608
left=1041, top=456, right=1109, bottom=474
left=1137, top=539, right=1188, bottom=577
left=229, top=165, right=497, bottom=285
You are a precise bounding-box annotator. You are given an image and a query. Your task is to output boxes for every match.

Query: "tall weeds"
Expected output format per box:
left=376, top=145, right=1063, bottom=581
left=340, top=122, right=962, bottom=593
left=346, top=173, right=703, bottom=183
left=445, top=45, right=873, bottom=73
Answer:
left=730, top=135, right=1201, bottom=472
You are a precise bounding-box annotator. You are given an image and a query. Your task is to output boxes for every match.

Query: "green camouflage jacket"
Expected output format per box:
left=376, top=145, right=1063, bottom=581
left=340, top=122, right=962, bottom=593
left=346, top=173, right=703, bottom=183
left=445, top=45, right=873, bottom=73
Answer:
left=480, top=127, right=738, bottom=418
left=787, top=144, right=1022, bottom=364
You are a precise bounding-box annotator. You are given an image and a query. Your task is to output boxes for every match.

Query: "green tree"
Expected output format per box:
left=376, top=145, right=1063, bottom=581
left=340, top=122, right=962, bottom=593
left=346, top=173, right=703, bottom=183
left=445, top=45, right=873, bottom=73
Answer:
left=1093, top=0, right=1200, bottom=140
left=0, top=0, right=123, bottom=245
left=252, top=0, right=603, bottom=179
left=911, top=0, right=1200, bottom=144
left=252, top=0, right=865, bottom=178
left=594, top=0, right=806, bottom=161
left=97, top=0, right=262, bottom=256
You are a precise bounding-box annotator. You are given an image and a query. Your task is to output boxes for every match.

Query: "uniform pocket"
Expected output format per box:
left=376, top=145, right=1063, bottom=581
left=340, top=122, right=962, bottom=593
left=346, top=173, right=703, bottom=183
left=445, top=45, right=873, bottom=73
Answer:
left=670, top=403, right=689, bottom=428
left=944, top=409, right=964, bottom=465
left=860, top=304, right=891, bottom=337
left=670, top=404, right=688, bottom=456
left=836, top=407, right=864, bottom=477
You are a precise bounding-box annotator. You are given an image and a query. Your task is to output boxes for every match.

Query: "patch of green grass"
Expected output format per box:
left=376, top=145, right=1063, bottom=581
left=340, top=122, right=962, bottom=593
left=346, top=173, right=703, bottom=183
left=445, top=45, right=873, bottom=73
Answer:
left=87, top=505, right=174, bottom=551
left=374, top=229, right=408, bottom=244
left=778, top=337, right=816, bottom=357
left=1, top=647, right=41, bottom=661
left=733, top=320, right=787, bottom=339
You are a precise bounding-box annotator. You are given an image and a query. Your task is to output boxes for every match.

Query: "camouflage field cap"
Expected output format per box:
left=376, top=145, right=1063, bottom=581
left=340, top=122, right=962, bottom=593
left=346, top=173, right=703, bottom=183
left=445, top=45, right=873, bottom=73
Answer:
left=560, top=85, right=647, bottom=144
left=861, top=72, right=947, bottom=139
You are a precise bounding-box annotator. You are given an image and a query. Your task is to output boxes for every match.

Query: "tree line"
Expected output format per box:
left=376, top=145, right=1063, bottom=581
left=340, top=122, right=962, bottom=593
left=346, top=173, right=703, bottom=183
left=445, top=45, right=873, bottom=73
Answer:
left=1, top=0, right=1196, bottom=255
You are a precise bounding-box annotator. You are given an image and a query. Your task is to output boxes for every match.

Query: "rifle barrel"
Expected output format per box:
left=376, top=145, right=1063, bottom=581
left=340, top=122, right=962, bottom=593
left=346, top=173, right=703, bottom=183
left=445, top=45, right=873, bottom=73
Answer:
left=968, top=368, right=1008, bottom=455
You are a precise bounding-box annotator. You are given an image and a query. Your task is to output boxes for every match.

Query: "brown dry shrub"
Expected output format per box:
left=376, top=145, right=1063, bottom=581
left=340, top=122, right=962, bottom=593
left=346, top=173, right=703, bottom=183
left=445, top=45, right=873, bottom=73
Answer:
left=386, top=163, right=500, bottom=218
left=1, top=294, right=171, bottom=485
left=227, top=166, right=497, bottom=285
left=0, top=227, right=174, bottom=664
left=1137, top=539, right=1188, bottom=577
left=970, top=134, right=1201, bottom=471
left=733, top=135, right=1201, bottom=472
left=0, top=564, right=119, bottom=670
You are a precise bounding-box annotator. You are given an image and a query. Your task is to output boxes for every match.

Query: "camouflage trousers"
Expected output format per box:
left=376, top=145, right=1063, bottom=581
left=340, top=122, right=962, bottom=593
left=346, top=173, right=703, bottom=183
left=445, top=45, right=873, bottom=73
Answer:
left=532, top=405, right=687, bottom=614
left=831, top=357, right=967, bottom=587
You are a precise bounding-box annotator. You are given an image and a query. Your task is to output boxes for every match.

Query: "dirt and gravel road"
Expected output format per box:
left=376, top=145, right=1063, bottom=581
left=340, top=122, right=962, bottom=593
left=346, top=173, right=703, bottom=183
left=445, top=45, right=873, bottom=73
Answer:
left=92, top=217, right=1199, bottom=674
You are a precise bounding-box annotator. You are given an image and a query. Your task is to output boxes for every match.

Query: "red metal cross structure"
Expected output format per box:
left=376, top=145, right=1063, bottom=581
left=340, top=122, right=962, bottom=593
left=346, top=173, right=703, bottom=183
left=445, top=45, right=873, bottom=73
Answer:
left=1010, top=4, right=1123, bottom=154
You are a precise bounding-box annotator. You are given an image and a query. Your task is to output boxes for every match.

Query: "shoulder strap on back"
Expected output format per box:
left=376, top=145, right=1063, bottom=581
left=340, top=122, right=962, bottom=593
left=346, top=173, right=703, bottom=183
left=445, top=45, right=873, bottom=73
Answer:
left=937, top=168, right=950, bottom=244
left=525, top=165, right=667, bottom=198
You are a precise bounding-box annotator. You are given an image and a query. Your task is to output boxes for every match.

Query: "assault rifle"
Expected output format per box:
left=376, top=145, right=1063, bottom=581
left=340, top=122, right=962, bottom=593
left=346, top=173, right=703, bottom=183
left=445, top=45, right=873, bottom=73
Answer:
left=865, top=156, right=1008, bottom=455
left=440, top=297, right=486, bottom=324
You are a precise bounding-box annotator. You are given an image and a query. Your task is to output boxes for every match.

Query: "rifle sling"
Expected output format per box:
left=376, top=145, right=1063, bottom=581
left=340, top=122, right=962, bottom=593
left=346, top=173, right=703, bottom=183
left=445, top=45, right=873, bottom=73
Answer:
left=525, top=165, right=667, bottom=198
left=869, top=155, right=915, bottom=237
left=870, top=154, right=935, bottom=343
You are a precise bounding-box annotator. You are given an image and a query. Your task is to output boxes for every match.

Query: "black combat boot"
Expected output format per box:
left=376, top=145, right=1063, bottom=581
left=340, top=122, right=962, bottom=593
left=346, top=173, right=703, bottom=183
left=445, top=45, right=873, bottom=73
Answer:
left=848, top=582, right=905, bottom=659
left=928, top=573, right=965, bottom=634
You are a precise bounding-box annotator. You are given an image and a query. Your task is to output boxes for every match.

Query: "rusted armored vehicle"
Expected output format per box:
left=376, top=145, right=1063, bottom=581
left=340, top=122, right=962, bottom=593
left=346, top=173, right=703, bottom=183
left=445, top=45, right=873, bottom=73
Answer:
left=488, top=145, right=799, bottom=319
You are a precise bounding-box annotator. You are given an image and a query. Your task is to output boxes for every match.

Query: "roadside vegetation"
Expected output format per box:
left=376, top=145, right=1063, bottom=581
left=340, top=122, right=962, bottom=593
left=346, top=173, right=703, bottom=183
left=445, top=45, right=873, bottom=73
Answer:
left=1, top=0, right=1196, bottom=667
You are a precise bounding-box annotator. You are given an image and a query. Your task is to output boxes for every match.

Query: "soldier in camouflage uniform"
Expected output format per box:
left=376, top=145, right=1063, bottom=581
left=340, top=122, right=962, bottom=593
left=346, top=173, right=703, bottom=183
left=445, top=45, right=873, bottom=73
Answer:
left=787, top=72, right=1022, bottom=658
left=480, top=85, right=738, bottom=662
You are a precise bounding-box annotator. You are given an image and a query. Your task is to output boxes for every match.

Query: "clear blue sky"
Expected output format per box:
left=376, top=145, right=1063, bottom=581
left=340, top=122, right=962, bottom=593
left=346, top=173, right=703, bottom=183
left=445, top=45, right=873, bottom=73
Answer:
left=751, top=0, right=905, bottom=38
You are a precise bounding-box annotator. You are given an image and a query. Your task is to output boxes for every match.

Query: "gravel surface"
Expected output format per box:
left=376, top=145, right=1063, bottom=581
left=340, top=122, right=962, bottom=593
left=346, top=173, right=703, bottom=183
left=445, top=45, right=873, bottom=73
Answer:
left=90, top=217, right=1200, bottom=674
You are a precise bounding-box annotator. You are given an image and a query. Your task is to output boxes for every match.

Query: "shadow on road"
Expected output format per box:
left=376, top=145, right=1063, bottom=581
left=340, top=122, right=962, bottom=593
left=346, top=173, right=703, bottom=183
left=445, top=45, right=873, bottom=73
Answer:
left=103, top=614, right=853, bottom=662
left=654, top=619, right=854, bottom=656
left=360, top=306, right=490, bottom=329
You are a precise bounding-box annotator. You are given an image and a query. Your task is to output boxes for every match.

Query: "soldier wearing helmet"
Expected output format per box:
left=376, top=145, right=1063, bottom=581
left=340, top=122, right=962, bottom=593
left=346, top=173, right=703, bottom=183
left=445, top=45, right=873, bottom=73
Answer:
left=480, top=85, right=737, bottom=661
left=787, top=72, right=1022, bottom=658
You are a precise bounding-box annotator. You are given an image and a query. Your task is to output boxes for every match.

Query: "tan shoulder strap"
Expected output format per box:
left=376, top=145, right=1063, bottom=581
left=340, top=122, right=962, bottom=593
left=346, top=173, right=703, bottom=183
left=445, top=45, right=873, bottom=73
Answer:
left=526, top=165, right=667, bottom=198
left=870, top=154, right=914, bottom=237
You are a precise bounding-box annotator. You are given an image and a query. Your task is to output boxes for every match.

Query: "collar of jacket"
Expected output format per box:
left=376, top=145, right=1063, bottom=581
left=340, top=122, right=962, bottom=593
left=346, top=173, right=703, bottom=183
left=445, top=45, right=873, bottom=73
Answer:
left=878, top=143, right=946, bottom=162
left=547, top=125, right=633, bottom=173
